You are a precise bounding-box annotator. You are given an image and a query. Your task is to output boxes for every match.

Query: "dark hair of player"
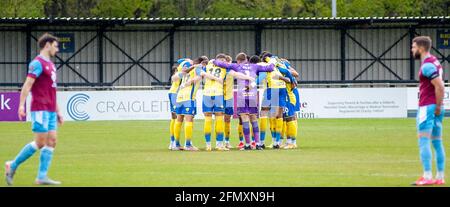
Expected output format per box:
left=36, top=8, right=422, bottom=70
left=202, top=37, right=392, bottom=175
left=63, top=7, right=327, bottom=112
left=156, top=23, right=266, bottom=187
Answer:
left=215, top=53, right=227, bottom=60
left=201, top=56, right=209, bottom=61
left=259, top=51, right=270, bottom=59
left=413, top=36, right=432, bottom=52
left=38, top=33, right=59, bottom=49
left=225, top=55, right=232, bottom=62
left=193, top=56, right=208, bottom=64
left=171, top=65, right=178, bottom=73
left=249, top=55, right=260, bottom=64
left=261, top=52, right=273, bottom=61
left=201, top=59, right=209, bottom=65
left=236, top=53, right=247, bottom=62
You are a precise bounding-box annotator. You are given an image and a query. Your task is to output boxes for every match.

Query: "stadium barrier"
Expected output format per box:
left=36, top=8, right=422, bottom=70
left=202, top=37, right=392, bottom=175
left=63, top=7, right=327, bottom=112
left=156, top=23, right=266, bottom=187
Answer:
left=2, top=87, right=448, bottom=121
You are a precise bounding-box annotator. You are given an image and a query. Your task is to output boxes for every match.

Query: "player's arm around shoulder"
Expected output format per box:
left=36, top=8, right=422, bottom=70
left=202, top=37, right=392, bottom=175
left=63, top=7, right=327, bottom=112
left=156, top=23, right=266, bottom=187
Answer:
left=182, top=64, right=196, bottom=74
left=257, top=62, right=275, bottom=73
left=228, top=70, right=255, bottom=82
left=288, top=67, right=299, bottom=78
left=200, top=68, right=223, bottom=84
left=213, top=59, right=231, bottom=69
left=288, top=68, right=299, bottom=88
left=171, top=71, right=183, bottom=82
left=192, top=67, right=205, bottom=83
left=279, top=67, right=294, bottom=80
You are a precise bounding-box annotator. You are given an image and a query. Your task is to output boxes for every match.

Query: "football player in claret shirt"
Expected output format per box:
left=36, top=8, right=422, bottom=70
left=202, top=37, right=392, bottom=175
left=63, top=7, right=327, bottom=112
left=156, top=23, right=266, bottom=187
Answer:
left=5, top=33, right=63, bottom=185
left=411, top=36, right=446, bottom=186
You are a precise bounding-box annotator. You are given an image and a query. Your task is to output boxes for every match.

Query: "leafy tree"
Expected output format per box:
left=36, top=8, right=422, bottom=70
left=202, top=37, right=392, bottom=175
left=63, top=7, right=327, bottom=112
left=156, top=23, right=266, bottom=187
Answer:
left=0, top=0, right=449, bottom=18
left=0, top=0, right=45, bottom=17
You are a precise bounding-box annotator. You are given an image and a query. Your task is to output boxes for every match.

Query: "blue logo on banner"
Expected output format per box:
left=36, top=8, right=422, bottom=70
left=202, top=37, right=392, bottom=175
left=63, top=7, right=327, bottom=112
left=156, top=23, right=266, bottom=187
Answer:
left=67, top=93, right=90, bottom=121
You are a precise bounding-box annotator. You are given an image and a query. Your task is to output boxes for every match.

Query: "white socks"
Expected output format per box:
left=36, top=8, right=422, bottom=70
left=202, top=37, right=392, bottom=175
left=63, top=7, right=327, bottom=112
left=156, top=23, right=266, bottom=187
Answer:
left=423, top=171, right=433, bottom=180
left=436, top=171, right=445, bottom=180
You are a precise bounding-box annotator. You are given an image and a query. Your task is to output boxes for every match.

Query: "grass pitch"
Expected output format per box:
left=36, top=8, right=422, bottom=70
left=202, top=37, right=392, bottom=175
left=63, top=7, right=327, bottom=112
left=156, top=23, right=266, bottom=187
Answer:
left=0, top=118, right=449, bottom=187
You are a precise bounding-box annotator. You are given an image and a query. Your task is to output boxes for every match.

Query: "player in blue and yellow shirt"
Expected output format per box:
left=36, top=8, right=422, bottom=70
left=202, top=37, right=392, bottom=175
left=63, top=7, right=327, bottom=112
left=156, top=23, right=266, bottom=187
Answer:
left=168, top=58, right=192, bottom=150
left=170, top=56, right=207, bottom=151
left=280, top=59, right=299, bottom=149
left=258, top=52, right=294, bottom=149
left=202, top=56, right=228, bottom=151
left=222, top=55, right=237, bottom=149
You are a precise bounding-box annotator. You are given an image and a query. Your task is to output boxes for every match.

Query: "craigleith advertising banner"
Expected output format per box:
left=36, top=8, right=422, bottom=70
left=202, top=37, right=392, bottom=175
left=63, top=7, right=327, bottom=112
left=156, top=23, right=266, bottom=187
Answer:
left=22, top=88, right=412, bottom=121
left=0, top=92, right=23, bottom=122
left=54, top=90, right=205, bottom=121
left=20, top=87, right=450, bottom=121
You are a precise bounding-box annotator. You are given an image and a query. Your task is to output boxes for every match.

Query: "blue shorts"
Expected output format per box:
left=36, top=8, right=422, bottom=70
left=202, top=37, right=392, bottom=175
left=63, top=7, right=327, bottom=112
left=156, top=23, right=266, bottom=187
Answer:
left=261, top=88, right=288, bottom=108
left=168, top=93, right=177, bottom=113
left=31, top=111, right=57, bottom=133
left=283, top=102, right=296, bottom=118
left=202, top=95, right=225, bottom=113
left=293, top=88, right=300, bottom=112
left=416, top=104, right=445, bottom=138
left=224, top=98, right=234, bottom=116
left=176, top=100, right=197, bottom=116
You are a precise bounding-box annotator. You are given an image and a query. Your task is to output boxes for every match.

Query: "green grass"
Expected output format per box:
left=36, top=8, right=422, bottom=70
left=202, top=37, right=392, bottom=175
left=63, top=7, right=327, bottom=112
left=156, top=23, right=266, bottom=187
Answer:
left=0, top=118, right=449, bottom=187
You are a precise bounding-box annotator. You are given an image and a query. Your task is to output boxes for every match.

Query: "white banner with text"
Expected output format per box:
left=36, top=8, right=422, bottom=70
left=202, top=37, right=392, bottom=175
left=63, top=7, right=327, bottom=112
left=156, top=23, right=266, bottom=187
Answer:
left=24, top=87, right=450, bottom=121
